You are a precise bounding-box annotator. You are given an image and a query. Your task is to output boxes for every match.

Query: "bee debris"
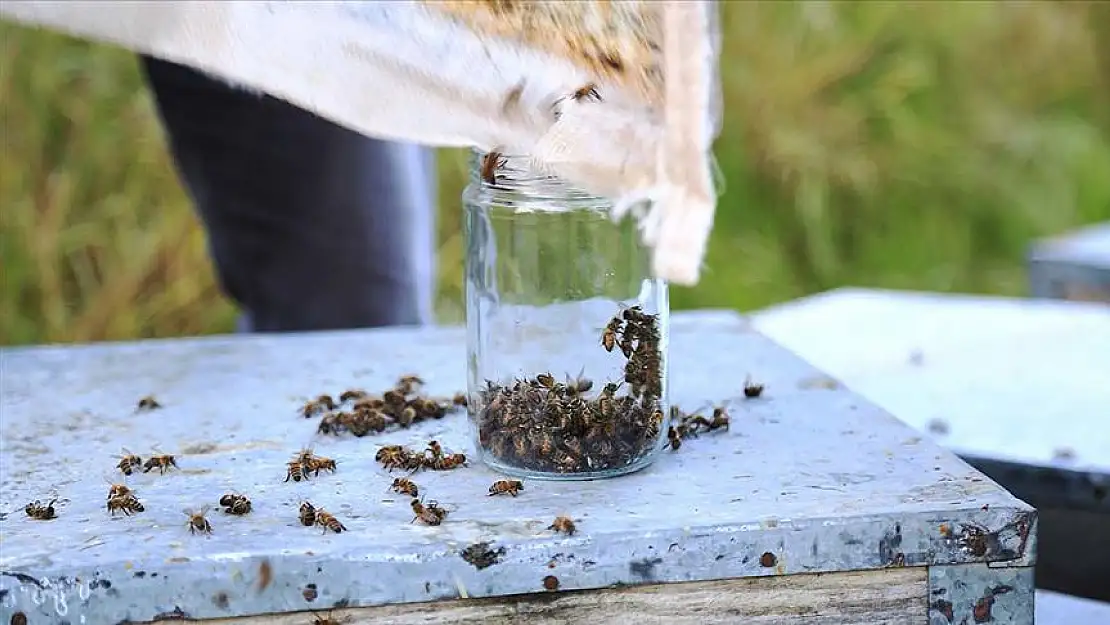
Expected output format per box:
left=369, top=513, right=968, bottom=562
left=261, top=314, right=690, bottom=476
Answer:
left=411, top=498, right=449, bottom=526
left=476, top=305, right=666, bottom=474
left=548, top=515, right=577, bottom=535
left=460, top=542, right=506, bottom=570
left=24, top=499, right=58, bottom=521
left=743, top=376, right=765, bottom=399
left=306, top=376, right=466, bottom=438
left=219, top=493, right=252, bottom=515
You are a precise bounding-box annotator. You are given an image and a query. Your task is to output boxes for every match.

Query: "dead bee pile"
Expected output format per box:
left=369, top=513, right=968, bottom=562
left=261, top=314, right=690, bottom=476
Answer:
left=476, top=305, right=666, bottom=474
left=305, top=375, right=467, bottom=438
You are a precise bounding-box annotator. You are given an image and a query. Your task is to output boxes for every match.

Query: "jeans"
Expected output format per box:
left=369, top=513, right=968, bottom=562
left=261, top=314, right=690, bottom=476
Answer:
left=140, top=56, right=436, bottom=333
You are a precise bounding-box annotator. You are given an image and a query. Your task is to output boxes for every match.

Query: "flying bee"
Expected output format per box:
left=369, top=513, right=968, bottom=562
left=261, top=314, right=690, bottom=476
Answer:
left=219, top=493, right=252, bottom=515
left=410, top=498, right=448, bottom=526
left=339, top=389, right=368, bottom=402
left=601, top=317, right=622, bottom=352
left=480, top=150, right=508, bottom=186
left=143, top=452, right=178, bottom=474
left=571, top=82, right=601, bottom=102
left=390, top=477, right=419, bottom=497
left=184, top=506, right=213, bottom=535
left=301, top=394, right=336, bottom=418
left=136, top=395, right=162, bottom=411
left=534, top=373, right=555, bottom=389
left=488, top=479, right=524, bottom=497
left=667, top=426, right=682, bottom=451
left=107, top=494, right=144, bottom=516
left=314, top=509, right=347, bottom=534
left=24, top=499, right=58, bottom=520
left=115, top=448, right=143, bottom=475
left=298, top=501, right=317, bottom=526
left=548, top=515, right=576, bottom=535
left=743, top=376, right=765, bottom=399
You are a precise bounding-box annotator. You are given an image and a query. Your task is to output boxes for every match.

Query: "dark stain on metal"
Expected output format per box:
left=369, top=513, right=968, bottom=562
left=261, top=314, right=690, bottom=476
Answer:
left=759, top=552, right=776, bottom=568
left=10, top=612, right=28, bottom=625
left=302, top=583, right=318, bottom=602
left=667, top=542, right=680, bottom=552
left=878, top=522, right=903, bottom=566
left=91, top=579, right=112, bottom=589
left=257, top=559, right=273, bottom=592
left=0, top=589, right=8, bottom=603
left=887, top=552, right=906, bottom=567
left=1, top=571, right=42, bottom=588
left=629, top=557, right=663, bottom=580
left=715, top=554, right=725, bottom=561
left=212, top=591, right=230, bottom=609
left=152, top=606, right=188, bottom=620
left=133, top=571, right=146, bottom=578
left=958, top=523, right=989, bottom=558
left=543, top=575, right=560, bottom=591
left=460, top=542, right=506, bottom=570
left=930, top=599, right=954, bottom=623
left=332, top=598, right=351, bottom=609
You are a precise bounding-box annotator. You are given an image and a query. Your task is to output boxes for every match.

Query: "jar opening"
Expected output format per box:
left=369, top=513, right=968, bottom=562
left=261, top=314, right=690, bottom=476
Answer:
left=468, top=148, right=604, bottom=203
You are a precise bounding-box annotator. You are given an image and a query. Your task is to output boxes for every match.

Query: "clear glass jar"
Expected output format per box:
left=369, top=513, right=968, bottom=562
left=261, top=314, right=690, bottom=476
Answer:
left=463, top=149, right=670, bottom=481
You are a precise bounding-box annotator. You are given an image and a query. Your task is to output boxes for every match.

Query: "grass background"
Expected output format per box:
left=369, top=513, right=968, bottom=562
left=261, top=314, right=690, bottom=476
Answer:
left=2, top=1, right=1109, bottom=346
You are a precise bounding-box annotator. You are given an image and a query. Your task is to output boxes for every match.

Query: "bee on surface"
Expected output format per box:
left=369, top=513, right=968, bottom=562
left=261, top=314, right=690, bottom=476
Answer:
left=568, top=375, right=593, bottom=395
left=395, top=406, right=418, bottom=427
left=143, top=453, right=178, bottom=474
left=428, top=453, right=467, bottom=471
left=136, top=395, right=162, bottom=411
left=185, top=507, right=213, bottom=535
left=115, top=448, right=143, bottom=475
left=219, top=493, right=252, bottom=515
left=353, top=396, right=386, bottom=411
left=24, top=499, right=58, bottom=520
left=601, top=317, right=622, bottom=352
left=339, top=389, right=368, bottom=403
left=480, top=150, right=508, bottom=186
left=305, top=453, right=337, bottom=477
left=107, top=494, right=144, bottom=516
left=390, top=477, right=419, bottom=498
left=743, top=376, right=765, bottom=399
left=315, top=509, right=347, bottom=534
left=397, top=374, right=425, bottom=394
left=571, top=82, right=602, bottom=102
left=105, top=480, right=132, bottom=502
left=667, top=426, right=682, bottom=451
left=708, top=407, right=730, bottom=431
left=410, top=498, right=448, bottom=526
left=548, top=515, right=576, bottom=535
left=488, top=479, right=524, bottom=497
left=452, top=392, right=468, bottom=408
left=301, top=394, right=336, bottom=418
left=317, top=412, right=345, bottom=436
left=285, top=459, right=309, bottom=482
left=298, top=501, right=317, bottom=526
left=425, top=440, right=444, bottom=461
left=382, top=388, right=407, bottom=407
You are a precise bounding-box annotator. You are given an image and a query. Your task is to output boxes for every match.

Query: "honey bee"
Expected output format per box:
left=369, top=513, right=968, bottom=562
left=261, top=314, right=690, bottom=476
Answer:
left=708, top=407, right=730, bottom=431
left=24, top=499, right=58, bottom=520
left=571, top=82, right=602, bottom=102
left=488, top=479, right=524, bottom=497
left=396, top=406, right=417, bottom=427
left=397, top=374, right=425, bottom=394
left=339, top=389, right=368, bottom=402
left=410, top=498, right=448, bottom=526
left=143, top=453, right=178, bottom=474
left=383, top=388, right=406, bottom=407
left=115, top=448, right=143, bottom=475
left=428, top=453, right=467, bottom=471
left=548, top=515, right=576, bottom=535
left=298, top=501, right=317, bottom=526
left=353, top=396, right=386, bottom=411
left=601, top=317, right=622, bottom=352
left=311, top=610, right=344, bottom=625
left=452, top=392, right=468, bottom=408
left=743, top=376, right=765, bottom=399
left=645, top=407, right=664, bottom=439
left=317, top=412, right=345, bottom=436
left=667, top=426, right=682, bottom=451
left=305, top=453, right=337, bottom=477
left=107, top=494, right=144, bottom=516
left=136, top=395, right=162, bottom=411
left=390, top=477, right=419, bottom=498
left=105, top=479, right=132, bottom=501
left=185, top=507, right=213, bottom=535
left=301, top=394, right=336, bottom=418
left=315, top=509, right=347, bottom=534
left=480, top=150, right=508, bottom=186
left=376, top=445, right=416, bottom=471
left=534, top=373, right=556, bottom=389
left=425, top=440, right=444, bottom=460
left=219, top=493, right=252, bottom=515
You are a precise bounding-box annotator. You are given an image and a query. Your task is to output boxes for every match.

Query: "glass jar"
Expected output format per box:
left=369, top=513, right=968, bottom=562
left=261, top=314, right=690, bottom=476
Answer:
left=463, top=149, right=670, bottom=480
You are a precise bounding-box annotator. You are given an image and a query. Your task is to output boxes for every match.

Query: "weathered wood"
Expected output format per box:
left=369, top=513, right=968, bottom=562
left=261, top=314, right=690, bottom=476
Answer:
left=182, top=568, right=926, bottom=625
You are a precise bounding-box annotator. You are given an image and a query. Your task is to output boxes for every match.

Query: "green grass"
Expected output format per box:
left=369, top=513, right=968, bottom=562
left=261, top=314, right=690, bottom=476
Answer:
left=2, top=1, right=1109, bottom=346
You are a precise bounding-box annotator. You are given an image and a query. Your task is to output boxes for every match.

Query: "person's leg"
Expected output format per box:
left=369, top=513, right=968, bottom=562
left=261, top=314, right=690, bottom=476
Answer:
left=139, top=56, right=436, bottom=333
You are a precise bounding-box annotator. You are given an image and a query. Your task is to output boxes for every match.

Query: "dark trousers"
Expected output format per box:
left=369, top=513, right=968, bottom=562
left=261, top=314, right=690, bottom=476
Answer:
left=140, top=56, right=436, bottom=333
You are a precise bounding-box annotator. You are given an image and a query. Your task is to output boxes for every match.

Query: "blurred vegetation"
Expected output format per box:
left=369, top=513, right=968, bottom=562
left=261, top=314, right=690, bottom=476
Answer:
left=2, top=1, right=1109, bottom=346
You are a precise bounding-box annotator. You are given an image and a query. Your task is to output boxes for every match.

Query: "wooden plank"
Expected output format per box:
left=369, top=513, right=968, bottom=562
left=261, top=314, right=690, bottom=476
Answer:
left=180, top=568, right=926, bottom=625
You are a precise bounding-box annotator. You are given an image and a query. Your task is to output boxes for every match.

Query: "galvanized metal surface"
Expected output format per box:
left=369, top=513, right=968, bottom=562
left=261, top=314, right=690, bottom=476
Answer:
left=928, top=563, right=1034, bottom=625
left=0, top=313, right=1034, bottom=623
left=751, top=288, right=1110, bottom=477
left=1035, top=590, right=1110, bottom=625
left=1028, top=221, right=1110, bottom=303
